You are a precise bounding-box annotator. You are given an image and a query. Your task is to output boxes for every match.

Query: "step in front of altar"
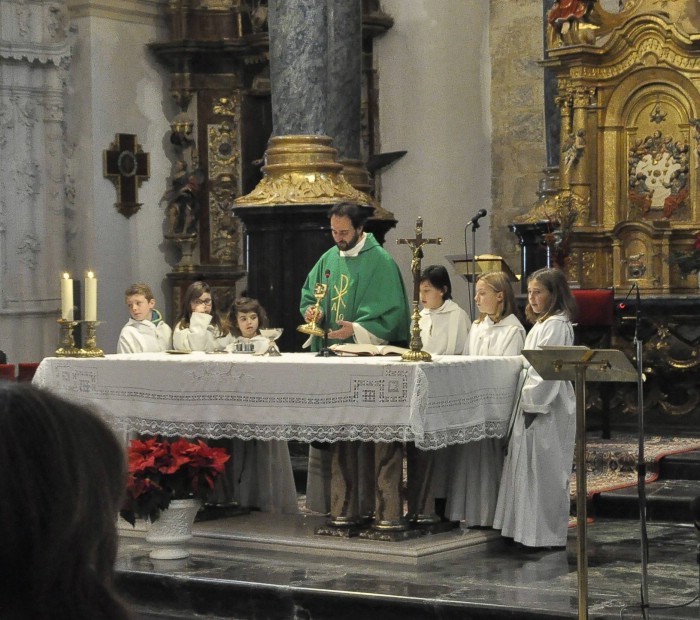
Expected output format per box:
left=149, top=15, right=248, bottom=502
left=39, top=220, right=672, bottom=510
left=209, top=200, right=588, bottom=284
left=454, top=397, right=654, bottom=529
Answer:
left=119, top=512, right=497, bottom=566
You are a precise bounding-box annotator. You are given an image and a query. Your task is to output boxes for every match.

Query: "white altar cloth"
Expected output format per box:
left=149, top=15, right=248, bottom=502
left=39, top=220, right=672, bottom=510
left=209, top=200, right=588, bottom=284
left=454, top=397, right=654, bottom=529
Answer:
left=34, top=352, right=523, bottom=449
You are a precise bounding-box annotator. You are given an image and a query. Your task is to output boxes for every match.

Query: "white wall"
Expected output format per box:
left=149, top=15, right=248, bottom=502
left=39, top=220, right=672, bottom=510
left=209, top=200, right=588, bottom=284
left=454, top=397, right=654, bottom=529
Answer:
left=66, top=6, right=176, bottom=353
left=375, top=1, right=491, bottom=316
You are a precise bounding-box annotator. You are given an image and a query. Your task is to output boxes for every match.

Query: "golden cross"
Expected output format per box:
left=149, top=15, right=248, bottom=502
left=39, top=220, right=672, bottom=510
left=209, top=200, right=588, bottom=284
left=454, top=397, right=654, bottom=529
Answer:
left=397, top=217, right=442, bottom=302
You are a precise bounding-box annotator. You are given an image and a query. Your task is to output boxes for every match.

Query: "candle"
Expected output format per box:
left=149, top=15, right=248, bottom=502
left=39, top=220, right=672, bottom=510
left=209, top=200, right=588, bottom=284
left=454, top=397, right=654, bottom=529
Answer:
left=85, top=271, right=97, bottom=321
left=60, top=272, right=73, bottom=320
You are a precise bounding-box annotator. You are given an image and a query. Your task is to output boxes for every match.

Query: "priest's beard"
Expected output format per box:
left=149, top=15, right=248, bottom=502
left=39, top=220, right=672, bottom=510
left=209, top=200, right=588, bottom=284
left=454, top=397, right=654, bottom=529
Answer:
left=336, top=229, right=362, bottom=252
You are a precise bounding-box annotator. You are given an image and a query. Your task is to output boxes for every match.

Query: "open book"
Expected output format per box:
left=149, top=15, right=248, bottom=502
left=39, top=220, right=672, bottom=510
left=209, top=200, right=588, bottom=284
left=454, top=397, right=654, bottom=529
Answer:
left=329, top=343, right=409, bottom=356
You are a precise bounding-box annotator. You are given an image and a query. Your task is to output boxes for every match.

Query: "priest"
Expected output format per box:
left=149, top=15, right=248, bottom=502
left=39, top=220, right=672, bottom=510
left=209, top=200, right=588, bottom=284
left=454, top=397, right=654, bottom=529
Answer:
left=300, top=202, right=410, bottom=350
left=300, top=202, right=411, bottom=528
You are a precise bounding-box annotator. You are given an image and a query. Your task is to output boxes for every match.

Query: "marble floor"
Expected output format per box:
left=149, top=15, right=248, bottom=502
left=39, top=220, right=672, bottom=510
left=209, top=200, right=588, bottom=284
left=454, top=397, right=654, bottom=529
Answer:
left=116, top=513, right=700, bottom=620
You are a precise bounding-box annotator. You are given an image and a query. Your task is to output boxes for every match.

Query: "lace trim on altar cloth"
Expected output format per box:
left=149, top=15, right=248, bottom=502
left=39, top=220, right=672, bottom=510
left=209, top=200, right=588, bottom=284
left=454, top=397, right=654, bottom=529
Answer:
left=105, top=416, right=509, bottom=450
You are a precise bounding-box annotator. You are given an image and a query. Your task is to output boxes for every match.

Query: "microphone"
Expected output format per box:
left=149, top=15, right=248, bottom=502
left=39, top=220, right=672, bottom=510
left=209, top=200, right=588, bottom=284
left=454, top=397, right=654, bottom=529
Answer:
left=466, top=209, right=487, bottom=231
left=470, top=209, right=487, bottom=224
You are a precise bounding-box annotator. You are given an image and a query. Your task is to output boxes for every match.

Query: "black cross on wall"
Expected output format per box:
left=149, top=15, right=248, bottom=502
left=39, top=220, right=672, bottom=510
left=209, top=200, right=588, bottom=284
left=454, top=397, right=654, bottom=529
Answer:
left=103, top=133, right=150, bottom=218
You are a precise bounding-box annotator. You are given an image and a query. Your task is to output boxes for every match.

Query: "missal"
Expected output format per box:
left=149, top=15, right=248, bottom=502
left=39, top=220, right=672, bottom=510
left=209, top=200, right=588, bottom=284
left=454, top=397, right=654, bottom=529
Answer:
left=329, top=343, right=409, bottom=356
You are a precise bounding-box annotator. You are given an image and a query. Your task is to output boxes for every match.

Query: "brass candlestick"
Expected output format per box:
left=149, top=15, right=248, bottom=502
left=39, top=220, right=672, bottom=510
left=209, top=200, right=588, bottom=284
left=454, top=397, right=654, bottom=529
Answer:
left=401, top=301, right=432, bottom=362
left=79, top=321, right=104, bottom=357
left=55, top=319, right=82, bottom=357
left=297, top=282, right=327, bottom=337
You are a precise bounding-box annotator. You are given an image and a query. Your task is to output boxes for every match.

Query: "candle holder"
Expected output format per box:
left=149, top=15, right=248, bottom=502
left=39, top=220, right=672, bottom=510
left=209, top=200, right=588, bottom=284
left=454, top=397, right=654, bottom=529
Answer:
left=78, top=321, right=105, bottom=357
left=55, top=319, right=82, bottom=357
left=401, top=301, right=432, bottom=362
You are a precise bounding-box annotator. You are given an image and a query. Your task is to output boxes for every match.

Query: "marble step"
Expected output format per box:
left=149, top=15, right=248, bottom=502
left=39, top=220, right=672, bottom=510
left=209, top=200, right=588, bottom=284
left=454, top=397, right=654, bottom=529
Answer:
left=590, top=449, right=700, bottom=521
left=659, top=449, right=700, bottom=481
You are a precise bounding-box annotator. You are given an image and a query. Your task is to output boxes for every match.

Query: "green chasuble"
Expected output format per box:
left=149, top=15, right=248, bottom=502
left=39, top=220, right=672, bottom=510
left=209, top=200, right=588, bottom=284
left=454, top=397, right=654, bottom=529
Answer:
left=299, top=233, right=411, bottom=351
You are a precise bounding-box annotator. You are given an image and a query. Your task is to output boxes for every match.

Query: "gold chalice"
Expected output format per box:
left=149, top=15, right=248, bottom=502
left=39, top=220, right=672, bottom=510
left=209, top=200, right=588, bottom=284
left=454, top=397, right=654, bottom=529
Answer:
left=297, top=282, right=327, bottom=337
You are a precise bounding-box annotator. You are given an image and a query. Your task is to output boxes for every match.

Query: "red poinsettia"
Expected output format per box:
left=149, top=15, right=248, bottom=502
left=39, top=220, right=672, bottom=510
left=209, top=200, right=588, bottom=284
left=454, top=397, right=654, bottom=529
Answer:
left=120, top=437, right=230, bottom=526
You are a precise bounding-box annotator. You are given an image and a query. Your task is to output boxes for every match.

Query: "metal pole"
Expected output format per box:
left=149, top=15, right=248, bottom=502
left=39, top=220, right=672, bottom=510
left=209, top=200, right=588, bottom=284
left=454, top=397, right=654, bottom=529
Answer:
left=575, top=365, right=589, bottom=620
left=636, top=335, right=650, bottom=618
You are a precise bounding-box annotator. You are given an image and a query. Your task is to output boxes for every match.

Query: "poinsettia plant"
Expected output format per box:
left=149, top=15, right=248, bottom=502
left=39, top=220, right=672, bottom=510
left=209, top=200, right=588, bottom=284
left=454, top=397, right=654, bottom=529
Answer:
left=120, top=436, right=230, bottom=526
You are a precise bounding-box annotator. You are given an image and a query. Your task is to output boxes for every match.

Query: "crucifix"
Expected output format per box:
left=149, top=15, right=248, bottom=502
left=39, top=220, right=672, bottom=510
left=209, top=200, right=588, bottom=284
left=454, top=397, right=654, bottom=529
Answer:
left=103, top=133, right=150, bottom=218
left=397, top=216, right=442, bottom=362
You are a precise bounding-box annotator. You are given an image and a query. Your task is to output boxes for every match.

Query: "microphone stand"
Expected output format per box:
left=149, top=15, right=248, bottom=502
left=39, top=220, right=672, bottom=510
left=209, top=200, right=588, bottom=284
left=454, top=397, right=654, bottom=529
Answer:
left=632, top=283, right=650, bottom=619
left=464, top=222, right=477, bottom=320
left=316, top=277, right=337, bottom=358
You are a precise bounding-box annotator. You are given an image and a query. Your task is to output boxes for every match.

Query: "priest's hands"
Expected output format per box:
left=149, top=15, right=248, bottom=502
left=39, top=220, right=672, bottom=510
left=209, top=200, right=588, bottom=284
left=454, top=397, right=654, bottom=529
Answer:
left=328, top=320, right=354, bottom=341
left=305, top=306, right=323, bottom=322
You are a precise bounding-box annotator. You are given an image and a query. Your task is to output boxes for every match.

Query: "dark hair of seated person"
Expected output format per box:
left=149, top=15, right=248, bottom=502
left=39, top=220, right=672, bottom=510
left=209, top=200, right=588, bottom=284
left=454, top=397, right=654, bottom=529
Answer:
left=0, top=384, right=132, bottom=620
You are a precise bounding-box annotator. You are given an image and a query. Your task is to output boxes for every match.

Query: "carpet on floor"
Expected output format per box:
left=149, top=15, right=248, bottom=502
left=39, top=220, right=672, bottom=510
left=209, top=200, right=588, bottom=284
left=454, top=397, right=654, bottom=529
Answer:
left=570, top=434, right=700, bottom=499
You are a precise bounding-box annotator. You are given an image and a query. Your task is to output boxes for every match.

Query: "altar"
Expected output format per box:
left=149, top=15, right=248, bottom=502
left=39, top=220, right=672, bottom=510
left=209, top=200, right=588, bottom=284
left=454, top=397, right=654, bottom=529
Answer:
left=34, top=352, right=523, bottom=530
left=33, top=352, right=523, bottom=448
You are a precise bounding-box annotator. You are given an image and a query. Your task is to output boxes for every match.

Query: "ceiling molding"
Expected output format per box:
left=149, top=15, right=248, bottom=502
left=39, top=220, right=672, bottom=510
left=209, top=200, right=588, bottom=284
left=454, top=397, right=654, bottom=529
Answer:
left=67, top=0, right=165, bottom=24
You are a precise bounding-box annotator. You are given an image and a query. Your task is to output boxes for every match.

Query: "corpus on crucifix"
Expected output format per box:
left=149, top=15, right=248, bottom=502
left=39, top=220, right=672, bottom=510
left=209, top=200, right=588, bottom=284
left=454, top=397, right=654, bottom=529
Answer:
left=397, top=217, right=442, bottom=362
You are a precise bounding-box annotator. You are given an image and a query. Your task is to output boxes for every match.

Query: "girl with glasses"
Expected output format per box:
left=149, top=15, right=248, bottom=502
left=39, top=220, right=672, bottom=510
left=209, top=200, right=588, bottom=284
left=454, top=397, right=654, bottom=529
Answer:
left=173, top=281, right=235, bottom=352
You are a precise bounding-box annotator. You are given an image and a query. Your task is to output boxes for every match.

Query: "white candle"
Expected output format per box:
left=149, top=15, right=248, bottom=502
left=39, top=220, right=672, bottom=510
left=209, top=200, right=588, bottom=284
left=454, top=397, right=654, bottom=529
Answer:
left=60, top=272, right=73, bottom=320
left=85, top=271, right=97, bottom=321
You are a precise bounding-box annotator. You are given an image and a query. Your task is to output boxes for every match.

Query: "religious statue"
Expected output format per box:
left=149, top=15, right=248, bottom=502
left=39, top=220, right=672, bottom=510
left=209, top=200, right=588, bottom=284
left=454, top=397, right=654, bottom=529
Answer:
left=164, top=161, right=204, bottom=237
left=547, top=0, right=597, bottom=47
left=562, top=129, right=586, bottom=171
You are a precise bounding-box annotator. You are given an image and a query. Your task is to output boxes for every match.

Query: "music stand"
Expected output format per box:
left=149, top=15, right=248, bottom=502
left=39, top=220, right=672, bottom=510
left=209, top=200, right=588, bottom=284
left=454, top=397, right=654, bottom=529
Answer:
left=447, top=254, right=519, bottom=320
left=446, top=253, right=518, bottom=284
left=523, top=346, right=637, bottom=620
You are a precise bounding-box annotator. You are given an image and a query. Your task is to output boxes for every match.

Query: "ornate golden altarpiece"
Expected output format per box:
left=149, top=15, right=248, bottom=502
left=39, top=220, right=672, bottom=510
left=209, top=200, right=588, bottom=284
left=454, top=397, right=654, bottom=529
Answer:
left=521, top=1, right=700, bottom=431
left=531, top=1, right=700, bottom=293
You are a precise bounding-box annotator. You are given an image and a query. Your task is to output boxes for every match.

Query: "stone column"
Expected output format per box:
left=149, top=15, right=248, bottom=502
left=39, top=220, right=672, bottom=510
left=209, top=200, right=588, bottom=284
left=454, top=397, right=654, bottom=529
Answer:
left=543, top=0, right=560, bottom=168
left=327, top=0, right=370, bottom=194
left=269, top=0, right=327, bottom=136
left=236, top=0, right=370, bottom=208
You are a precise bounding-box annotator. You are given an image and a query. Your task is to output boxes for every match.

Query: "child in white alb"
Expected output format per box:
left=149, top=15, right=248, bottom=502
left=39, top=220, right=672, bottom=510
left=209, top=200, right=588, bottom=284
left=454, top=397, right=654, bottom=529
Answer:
left=226, top=296, right=269, bottom=354
left=117, top=283, right=172, bottom=353
left=493, top=267, right=577, bottom=550
left=227, top=297, right=298, bottom=514
left=172, top=281, right=234, bottom=352
left=412, top=265, right=470, bottom=521
left=418, top=265, right=470, bottom=356
left=446, top=271, right=526, bottom=527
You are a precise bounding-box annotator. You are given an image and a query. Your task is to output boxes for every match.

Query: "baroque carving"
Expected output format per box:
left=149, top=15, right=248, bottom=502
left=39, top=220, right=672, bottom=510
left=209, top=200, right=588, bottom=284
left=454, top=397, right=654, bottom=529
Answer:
left=237, top=172, right=370, bottom=206
left=209, top=182, right=241, bottom=263
left=208, top=121, right=239, bottom=179
left=627, top=129, right=690, bottom=221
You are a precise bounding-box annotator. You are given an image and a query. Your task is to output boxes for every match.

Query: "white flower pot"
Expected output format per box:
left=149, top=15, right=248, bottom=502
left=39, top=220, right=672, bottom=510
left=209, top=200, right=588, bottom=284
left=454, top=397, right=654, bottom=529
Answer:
left=145, top=498, right=201, bottom=560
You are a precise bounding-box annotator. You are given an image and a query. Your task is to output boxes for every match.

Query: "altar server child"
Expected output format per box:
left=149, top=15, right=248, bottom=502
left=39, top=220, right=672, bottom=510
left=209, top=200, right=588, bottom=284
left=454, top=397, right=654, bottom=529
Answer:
left=227, top=296, right=269, bottom=354
left=117, top=282, right=172, bottom=353
left=418, top=265, right=470, bottom=356
left=414, top=265, right=470, bottom=521
left=173, top=281, right=235, bottom=352
left=225, top=296, right=297, bottom=513
left=493, top=267, right=577, bottom=550
left=446, top=271, right=526, bottom=527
